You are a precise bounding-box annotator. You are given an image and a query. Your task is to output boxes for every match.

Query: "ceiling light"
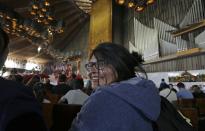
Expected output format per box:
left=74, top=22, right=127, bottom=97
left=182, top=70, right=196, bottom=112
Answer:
left=30, top=11, right=36, bottom=15
left=38, top=46, right=42, bottom=53
left=135, top=6, right=145, bottom=12
left=44, top=1, right=50, bottom=6
left=32, top=4, right=38, bottom=9
left=146, top=0, right=155, bottom=5
left=116, top=0, right=155, bottom=12
left=39, top=13, right=44, bottom=18
left=116, top=0, right=125, bottom=5
left=47, top=16, right=53, bottom=21
left=128, top=2, right=135, bottom=8
left=42, top=8, right=47, bottom=12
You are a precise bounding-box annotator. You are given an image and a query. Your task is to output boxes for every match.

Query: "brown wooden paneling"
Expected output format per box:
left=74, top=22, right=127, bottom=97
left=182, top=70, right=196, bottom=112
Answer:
left=88, top=0, right=113, bottom=52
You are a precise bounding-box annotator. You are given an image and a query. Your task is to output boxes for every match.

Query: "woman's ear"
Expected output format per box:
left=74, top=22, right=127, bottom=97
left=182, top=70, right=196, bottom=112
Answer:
left=114, top=69, right=118, bottom=81
left=107, top=64, right=118, bottom=82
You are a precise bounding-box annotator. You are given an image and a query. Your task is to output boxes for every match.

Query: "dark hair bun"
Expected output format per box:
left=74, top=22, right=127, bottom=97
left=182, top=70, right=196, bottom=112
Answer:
left=131, top=52, right=144, bottom=64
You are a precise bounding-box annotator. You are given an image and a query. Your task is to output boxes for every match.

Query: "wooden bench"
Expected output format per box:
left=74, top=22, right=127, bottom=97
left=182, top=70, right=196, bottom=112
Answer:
left=42, top=103, right=54, bottom=129
left=195, top=98, right=205, bottom=116
left=42, top=103, right=82, bottom=131
left=179, top=108, right=199, bottom=131
left=177, top=99, right=195, bottom=108
left=51, top=104, right=82, bottom=131
left=45, top=91, right=62, bottom=104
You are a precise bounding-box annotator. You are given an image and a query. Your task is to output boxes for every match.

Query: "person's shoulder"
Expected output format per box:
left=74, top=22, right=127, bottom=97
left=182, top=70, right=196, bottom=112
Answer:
left=109, top=78, right=157, bottom=94
left=176, top=90, right=182, bottom=94
left=0, top=77, right=26, bottom=89
left=64, top=89, right=78, bottom=95
left=66, top=89, right=78, bottom=95
left=84, top=88, right=111, bottom=104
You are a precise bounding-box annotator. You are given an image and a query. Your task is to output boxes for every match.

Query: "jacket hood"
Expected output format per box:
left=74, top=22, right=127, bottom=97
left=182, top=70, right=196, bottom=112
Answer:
left=103, top=77, right=161, bottom=121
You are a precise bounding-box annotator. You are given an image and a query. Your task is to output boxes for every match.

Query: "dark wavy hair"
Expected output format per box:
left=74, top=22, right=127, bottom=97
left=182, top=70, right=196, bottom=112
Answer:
left=90, top=42, right=146, bottom=82
left=177, top=82, right=185, bottom=89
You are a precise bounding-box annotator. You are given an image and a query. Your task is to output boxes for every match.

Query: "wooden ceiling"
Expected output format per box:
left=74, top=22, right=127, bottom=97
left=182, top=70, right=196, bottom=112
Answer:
left=0, top=0, right=93, bottom=64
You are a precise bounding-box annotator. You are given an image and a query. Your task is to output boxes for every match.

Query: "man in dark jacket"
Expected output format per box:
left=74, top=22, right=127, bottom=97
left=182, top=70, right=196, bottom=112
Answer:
left=0, top=29, right=47, bottom=131
left=53, top=74, right=71, bottom=95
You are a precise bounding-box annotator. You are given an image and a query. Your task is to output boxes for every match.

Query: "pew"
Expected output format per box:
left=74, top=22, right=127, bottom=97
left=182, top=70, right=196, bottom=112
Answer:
left=51, top=104, right=82, bottom=131
left=195, top=98, right=205, bottom=116
left=42, top=103, right=54, bottom=129
left=179, top=108, right=199, bottom=131
left=42, top=103, right=82, bottom=131
left=177, top=99, right=195, bottom=108
left=45, top=91, right=62, bottom=104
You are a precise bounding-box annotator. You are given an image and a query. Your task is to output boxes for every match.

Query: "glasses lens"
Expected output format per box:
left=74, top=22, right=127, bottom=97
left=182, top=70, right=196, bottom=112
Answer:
left=85, top=62, right=94, bottom=71
left=85, top=63, right=91, bottom=71
left=85, top=61, right=105, bottom=71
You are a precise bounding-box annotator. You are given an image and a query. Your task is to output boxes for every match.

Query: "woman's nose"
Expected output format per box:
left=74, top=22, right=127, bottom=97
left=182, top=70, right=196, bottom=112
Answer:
left=88, top=69, right=98, bottom=79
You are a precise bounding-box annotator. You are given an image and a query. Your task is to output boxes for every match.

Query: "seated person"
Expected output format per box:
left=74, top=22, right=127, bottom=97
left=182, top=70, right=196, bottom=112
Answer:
left=52, top=74, right=71, bottom=95
left=159, top=83, right=177, bottom=103
left=176, top=82, right=193, bottom=99
left=0, top=29, right=47, bottom=131
left=191, top=85, right=205, bottom=98
left=59, top=79, right=89, bottom=105
left=159, top=78, right=168, bottom=91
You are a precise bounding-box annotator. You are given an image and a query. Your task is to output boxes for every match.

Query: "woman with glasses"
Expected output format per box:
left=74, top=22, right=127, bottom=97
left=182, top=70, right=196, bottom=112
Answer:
left=70, top=42, right=161, bottom=131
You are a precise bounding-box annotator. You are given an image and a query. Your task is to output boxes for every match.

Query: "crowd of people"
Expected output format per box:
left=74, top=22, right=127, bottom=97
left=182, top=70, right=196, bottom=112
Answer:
left=0, top=28, right=203, bottom=131
left=159, top=78, right=205, bottom=103
left=4, top=69, right=93, bottom=104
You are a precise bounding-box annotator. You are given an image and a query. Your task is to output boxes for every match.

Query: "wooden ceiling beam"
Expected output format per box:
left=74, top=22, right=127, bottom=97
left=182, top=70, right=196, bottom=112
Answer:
left=54, top=7, right=78, bottom=19
left=62, top=11, right=79, bottom=21
left=27, top=52, right=44, bottom=60
left=14, top=6, right=30, bottom=13
left=59, top=21, right=85, bottom=50
left=0, top=0, right=30, bottom=9
left=54, top=6, right=73, bottom=15
left=64, top=12, right=87, bottom=25
left=51, top=0, right=72, bottom=8
left=52, top=13, right=87, bottom=46
left=9, top=37, right=26, bottom=46
left=76, top=2, right=92, bottom=6
left=58, top=18, right=87, bottom=50
left=9, top=44, right=33, bottom=56
left=75, top=0, right=93, bottom=4
left=52, top=0, right=71, bottom=5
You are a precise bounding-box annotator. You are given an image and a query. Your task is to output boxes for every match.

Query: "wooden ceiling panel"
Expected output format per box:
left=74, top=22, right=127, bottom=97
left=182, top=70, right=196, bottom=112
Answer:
left=0, top=0, right=29, bottom=9
left=0, top=0, right=91, bottom=64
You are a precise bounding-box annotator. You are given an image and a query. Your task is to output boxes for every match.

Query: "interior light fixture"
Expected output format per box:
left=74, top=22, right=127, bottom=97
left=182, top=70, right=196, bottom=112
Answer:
left=32, top=4, right=38, bottom=9
left=116, top=0, right=155, bottom=12
left=146, top=0, right=155, bottom=5
left=37, top=46, right=42, bottom=53
left=128, top=2, right=135, bottom=8
left=44, top=1, right=50, bottom=6
left=115, top=0, right=125, bottom=5
left=135, top=6, right=145, bottom=12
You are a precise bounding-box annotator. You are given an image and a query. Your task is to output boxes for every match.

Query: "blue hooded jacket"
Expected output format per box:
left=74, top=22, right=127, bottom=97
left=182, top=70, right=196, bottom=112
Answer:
left=70, top=77, right=161, bottom=131
left=0, top=77, right=45, bottom=131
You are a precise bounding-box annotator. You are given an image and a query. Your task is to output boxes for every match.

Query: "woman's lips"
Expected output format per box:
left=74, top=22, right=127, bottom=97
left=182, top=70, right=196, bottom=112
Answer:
left=91, top=77, right=99, bottom=80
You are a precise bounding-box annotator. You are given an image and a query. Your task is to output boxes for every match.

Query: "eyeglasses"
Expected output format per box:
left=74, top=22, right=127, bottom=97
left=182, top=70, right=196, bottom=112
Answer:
left=85, top=61, right=105, bottom=72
